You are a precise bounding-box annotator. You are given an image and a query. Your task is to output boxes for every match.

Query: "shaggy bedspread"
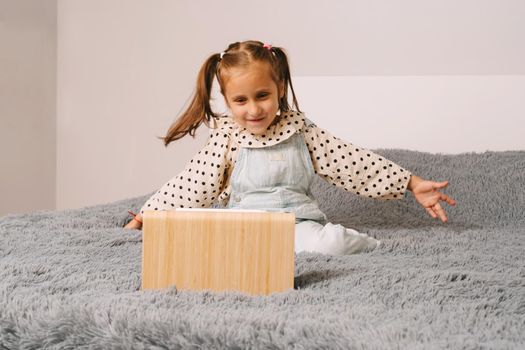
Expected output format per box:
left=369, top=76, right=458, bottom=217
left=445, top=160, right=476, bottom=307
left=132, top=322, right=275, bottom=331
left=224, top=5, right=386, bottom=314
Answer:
left=1, top=150, right=524, bottom=349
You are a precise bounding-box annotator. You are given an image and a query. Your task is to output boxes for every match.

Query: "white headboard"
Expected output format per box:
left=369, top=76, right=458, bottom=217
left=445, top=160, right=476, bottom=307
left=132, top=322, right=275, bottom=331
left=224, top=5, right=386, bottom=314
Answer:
left=292, top=76, right=524, bottom=153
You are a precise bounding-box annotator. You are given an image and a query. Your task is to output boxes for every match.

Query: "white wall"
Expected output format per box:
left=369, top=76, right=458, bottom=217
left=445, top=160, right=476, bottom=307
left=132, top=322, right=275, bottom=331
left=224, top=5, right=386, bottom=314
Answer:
left=0, top=0, right=56, bottom=216
left=2, top=0, right=522, bottom=213
left=293, top=75, right=525, bottom=153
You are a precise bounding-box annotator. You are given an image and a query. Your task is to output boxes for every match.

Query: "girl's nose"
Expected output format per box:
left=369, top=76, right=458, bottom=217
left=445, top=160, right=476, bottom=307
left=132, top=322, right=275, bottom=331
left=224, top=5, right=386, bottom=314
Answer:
left=248, top=101, right=262, bottom=116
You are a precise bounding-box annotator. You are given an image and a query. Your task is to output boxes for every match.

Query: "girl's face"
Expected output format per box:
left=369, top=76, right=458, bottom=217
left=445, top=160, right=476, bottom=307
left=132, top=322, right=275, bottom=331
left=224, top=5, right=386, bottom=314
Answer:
left=223, top=61, right=284, bottom=135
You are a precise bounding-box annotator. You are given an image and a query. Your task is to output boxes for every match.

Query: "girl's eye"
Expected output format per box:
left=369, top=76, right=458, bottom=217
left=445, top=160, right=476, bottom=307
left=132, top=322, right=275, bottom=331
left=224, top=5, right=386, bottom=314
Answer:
left=258, top=93, right=269, bottom=99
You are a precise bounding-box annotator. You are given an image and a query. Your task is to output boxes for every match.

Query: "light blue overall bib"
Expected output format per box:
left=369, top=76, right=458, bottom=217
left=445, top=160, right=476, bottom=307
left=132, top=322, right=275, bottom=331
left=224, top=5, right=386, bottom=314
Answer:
left=227, top=132, right=380, bottom=255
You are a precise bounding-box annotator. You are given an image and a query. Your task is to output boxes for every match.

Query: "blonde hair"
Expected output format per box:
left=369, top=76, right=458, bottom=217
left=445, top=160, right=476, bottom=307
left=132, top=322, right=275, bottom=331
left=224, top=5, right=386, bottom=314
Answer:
left=162, top=40, right=301, bottom=146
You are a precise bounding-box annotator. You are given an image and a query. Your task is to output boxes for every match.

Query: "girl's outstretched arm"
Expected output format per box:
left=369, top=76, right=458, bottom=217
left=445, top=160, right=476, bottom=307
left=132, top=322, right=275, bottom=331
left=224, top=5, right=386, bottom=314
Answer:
left=407, top=175, right=457, bottom=222
left=302, top=118, right=411, bottom=200
left=124, top=129, right=234, bottom=230
left=300, top=115, right=456, bottom=221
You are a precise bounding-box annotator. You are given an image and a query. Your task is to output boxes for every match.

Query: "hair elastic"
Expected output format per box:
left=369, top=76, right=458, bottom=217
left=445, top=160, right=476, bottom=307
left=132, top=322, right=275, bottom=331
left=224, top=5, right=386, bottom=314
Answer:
left=263, top=43, right=272, bottom=50
left=128, top=210, right=142, bottom=224
left=219, top=52, right=225, bottom=60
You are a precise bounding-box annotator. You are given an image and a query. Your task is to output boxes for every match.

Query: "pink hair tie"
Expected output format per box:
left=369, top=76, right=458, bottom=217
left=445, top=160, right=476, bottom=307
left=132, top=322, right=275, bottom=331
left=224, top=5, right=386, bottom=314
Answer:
left=263, top=43, right=272, bottom=50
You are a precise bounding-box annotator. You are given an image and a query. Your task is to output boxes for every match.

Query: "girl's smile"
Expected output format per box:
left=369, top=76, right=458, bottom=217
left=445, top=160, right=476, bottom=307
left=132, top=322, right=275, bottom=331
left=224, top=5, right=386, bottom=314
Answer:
left=245, top=116, right=267, bottom=125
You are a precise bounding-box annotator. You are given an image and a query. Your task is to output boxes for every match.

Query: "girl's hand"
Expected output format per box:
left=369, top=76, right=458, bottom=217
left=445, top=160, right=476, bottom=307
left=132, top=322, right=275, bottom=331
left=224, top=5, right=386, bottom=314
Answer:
left=408, top=175, right=456, bottom=222
left=124, top=213, right=143, bottom=230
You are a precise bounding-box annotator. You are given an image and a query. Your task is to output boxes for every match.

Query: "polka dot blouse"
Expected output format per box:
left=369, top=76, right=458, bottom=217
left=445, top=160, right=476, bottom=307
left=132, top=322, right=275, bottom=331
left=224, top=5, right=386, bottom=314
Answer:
left=139, top=110, right=412, bottom=214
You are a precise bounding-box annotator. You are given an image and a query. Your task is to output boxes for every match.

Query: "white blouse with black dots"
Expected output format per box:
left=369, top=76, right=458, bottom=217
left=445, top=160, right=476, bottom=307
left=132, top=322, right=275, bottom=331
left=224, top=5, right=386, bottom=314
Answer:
left=139, top=110, right=412, bottom=214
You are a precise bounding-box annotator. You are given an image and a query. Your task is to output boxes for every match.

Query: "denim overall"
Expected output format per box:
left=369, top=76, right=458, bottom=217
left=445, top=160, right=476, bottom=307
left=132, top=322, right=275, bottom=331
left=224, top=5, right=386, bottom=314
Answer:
left=227, top=132, right=380, bottom=255
left=227, top=132, right=326, bottom=223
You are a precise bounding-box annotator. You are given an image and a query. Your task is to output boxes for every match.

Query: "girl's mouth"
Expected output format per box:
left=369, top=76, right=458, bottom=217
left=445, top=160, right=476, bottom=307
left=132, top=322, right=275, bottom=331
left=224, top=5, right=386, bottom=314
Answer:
left=246, top=117, right=265, bottom=124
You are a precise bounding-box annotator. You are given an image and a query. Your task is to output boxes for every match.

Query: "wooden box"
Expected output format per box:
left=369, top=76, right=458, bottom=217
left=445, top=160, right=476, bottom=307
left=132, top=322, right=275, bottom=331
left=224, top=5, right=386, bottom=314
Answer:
left=141, top=209, right=295, bottom=295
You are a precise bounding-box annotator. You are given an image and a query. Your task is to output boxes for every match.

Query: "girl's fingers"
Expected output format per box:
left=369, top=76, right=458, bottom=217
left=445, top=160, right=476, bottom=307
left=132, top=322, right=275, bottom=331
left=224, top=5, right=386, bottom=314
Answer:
left=425, top=203, right=449, bottom=222
left=441, top=193, right=456, bottom=206
left=426, top=207, right=437, bottom=219
left=418, top=180, right=455, bottom=221
left=433, top=203, right=448, bottom=222
left=432, top=181, right=449, bottom=190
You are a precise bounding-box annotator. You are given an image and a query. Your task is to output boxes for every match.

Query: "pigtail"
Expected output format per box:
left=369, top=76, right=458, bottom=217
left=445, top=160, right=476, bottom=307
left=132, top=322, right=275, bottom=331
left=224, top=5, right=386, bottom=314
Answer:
left=162, top=53, right=222, bottom=146
left=271, top=47, right=301, bottom=113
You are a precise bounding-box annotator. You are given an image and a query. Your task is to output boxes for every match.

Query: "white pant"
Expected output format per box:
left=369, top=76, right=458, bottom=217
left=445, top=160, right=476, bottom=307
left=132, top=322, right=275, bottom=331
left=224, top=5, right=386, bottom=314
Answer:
left=295, top=221, right=381, bottom=255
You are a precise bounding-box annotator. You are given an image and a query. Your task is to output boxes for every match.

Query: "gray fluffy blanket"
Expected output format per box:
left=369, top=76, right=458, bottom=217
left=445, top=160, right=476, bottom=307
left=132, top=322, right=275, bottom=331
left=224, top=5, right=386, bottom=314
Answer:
left=1, top=150, right=524, bottom=349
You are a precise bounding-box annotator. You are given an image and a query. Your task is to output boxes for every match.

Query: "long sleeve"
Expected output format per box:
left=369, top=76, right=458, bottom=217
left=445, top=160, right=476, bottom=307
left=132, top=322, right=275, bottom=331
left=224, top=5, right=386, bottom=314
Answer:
left=302, top=120, right=411, bottom=200
left=139, top=130, right=232, bottom=214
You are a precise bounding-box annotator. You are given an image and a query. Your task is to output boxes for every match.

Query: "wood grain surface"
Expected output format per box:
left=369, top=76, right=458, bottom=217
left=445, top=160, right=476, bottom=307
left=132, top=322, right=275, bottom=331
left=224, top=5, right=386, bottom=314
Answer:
left=142, top=210, right=295, bottom=295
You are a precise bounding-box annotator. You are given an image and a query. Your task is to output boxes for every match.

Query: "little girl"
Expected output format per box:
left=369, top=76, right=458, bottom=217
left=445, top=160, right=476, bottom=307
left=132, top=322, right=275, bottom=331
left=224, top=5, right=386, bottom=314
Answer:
left=125, top=40, right=456, bottom=255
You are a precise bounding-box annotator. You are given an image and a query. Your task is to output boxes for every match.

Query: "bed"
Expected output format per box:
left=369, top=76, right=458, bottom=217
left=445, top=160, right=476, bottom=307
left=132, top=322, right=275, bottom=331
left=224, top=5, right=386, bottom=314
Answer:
left=1, top=149, right=524, bottom=349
